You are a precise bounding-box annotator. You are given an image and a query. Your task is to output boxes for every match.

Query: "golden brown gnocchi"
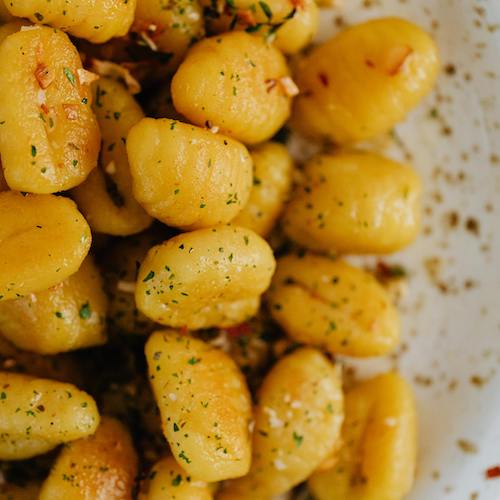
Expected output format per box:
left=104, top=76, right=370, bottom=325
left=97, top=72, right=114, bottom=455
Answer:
left=133, top=0, right=205, bottom=73
left=267, top=253, right=400, bottom=357
left=39, top=417, right=138, bottom=500
left=233, top=142, right=293, bottom=237
left=0, top=27, right=100, bottom=194
left=171, top=32, right=294, bottom=144
left=72, top=78, right=153, bottom=236
left=0, top=257, right=107, bottom=355
left=219, top=347, right=344, bottom=498
left=127, top=118, right=252, bottom=230
left=135, top=225, right=276, bottom=329
left=145, top=330, right=252, bottom=482
left=0, top=372, right=99, bottom=460
left=202, top=0, right=318, bottom=55
left=0, top=192, right=91, bottom=301
left=292, top=17, right=440, bottom=143
left=308, top=372, right=417, bottom=500
left=283, top=152, right=422, bottom=254
left=5, top=0, right=136, bottom=43
left=273, top=0, right=319, bottom=54
left=139, top=456, right=213, bottom=500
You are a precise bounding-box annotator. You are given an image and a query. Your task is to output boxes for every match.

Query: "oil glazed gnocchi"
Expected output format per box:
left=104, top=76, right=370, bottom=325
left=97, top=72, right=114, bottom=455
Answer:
left=0, top=4, right=439, bottom=500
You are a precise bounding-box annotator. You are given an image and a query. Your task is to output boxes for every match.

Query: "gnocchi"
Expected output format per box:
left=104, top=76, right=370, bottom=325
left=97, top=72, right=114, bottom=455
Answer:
left=5, top=0, right=136, bottom=43
left=282, top=152, right=422, bottom=254
left=202, top=0, right=318, bottom=55
left=0, top=27, right=100, bottom=194
left=171, top=32, right=293, bottom=144
left=0, top=372, right=99, bottom=460
left=145, top=330, right=252, bottom=482
left=233, top=142, right=293, bottom=237
left=139, top=456, right=213, bottom=500
left=0, top=257, right=107, bottom=355
left=39, top=417, right=138, bottom=500
left=292, top=17, right=440, bottom=143
left=267, top=253, right=400, bottom=357
left=308, top=372, right=417, bottom=500
left=0, top=8, right=439, bottom=500
left=72, top=78, right=153, bottom=236
left=133, top=0, right=205, bottom=73
left=127, top=118, right=252, bottom=230
left=0, top=192, right=91, bottom=301
left=219, top=347, right=344, bottom=498
left=135, top=225, right=276, bottom=329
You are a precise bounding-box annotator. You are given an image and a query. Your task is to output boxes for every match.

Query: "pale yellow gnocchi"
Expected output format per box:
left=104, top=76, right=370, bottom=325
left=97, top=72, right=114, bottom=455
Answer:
left=283, top=152, right=422, bottom=254
left=0, top=372, right=99, bottom=460
left=292, top=17, right=440, bottom=143
left=308, top=372, right=417, bottom=500
left=39, top=417, right=138, bottom=500
left=5, top=0, right=136, bottom=43
left=0, top=192, right=91, bottom=301
left=0, top=256, right=107, bottom=355
left=233, top=142, right=293, bottom=237
left=139, top=456, right=213, bottom=500
left=72, top=77, right=153, bottom=236
left=127, top=118, right=252, bottom=230
left=145, top=330, right=252, bottom=482
left=0, top=26, right=100, bottom=194
left=171, top=32, right=293, bottom=144
left=135, top=225, right=276, bottom=329
left=219, top=347, right=344, bottom=498
left=267, top=253, right=400, bottom=357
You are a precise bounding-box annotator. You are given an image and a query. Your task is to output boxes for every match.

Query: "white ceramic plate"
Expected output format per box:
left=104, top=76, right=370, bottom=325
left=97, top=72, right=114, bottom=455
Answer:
left=304, top=1, right=500, bottom=498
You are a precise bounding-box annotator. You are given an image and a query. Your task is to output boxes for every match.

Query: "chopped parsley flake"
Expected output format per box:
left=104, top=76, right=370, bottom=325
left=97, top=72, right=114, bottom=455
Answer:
left=79, top=302, right=91, bottom=320
left=63, top=67, right=76, bottom=86
left=143, top=271, right=155, bottom=282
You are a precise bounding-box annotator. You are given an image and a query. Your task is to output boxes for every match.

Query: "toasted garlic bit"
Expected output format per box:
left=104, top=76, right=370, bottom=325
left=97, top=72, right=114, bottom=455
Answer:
left=90, top=59, right=141, bottom=95
left=76, top=67, right=99, bottom=86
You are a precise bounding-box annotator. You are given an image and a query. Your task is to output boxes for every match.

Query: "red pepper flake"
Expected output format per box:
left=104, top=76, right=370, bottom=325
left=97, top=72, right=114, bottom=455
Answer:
left=179, top=326, right=189, bottom=336
left=237, top=9, right=256, bottom=26
left=486, top=466, right=500, bottom=479
left=225, top=323, right=251, bottom=337
left=318, top=72, right=329, bottom=87
left=384, top=45, right=413, bottom=76
left=63, top=104, right=78, bottom=120
left=291, top=0, right=304, bottom=9
left=265, top=78, right=278, bottom=93
left=40, top=103, right=50, bottom=115
left=35, top=63, right=54, bottom=89
left=365, top=59, right=375, bottom=68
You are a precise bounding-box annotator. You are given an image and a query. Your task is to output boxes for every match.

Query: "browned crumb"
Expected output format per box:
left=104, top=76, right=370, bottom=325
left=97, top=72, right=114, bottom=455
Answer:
left=457, top=439, right=478, bottom=454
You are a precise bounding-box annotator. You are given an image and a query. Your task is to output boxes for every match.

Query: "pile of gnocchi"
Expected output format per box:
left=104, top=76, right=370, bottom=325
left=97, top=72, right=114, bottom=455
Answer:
left=0, top=0, right=439, bottom=498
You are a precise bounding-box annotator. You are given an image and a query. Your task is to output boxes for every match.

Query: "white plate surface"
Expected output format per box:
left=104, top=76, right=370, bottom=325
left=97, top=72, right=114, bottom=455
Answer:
left=311, top=1, right=500, bottom=499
